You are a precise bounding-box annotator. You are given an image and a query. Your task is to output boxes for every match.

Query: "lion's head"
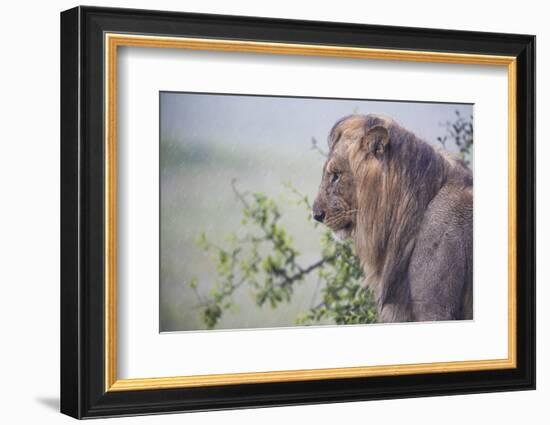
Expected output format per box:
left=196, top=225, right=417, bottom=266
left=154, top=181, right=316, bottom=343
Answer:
left=312, top=114, right=395, bottom=241
left=313, top=113, right=451, bottom=276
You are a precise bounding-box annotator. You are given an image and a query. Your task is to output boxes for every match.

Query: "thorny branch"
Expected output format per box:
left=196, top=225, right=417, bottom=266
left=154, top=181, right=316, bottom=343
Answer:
left=189, top=181, right=375, bottom=328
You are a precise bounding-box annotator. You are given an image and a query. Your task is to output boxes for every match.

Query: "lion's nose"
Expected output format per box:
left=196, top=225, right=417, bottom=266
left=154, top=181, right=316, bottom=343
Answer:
left=313, top=210, right=326, bottom=223
left=312, top=198, right=326, bottom=223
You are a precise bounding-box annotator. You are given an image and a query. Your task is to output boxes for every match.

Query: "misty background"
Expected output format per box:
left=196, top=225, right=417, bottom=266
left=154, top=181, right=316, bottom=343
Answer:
left=160, top=92, right=472, bottom=332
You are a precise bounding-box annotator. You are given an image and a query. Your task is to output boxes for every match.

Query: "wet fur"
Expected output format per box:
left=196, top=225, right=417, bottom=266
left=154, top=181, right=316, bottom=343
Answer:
left=314, top=114, right=473, bottom=323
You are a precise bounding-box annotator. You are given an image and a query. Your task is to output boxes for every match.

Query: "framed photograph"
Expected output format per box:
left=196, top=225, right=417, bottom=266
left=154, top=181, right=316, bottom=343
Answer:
left=60, top=6, right=535, bottom=419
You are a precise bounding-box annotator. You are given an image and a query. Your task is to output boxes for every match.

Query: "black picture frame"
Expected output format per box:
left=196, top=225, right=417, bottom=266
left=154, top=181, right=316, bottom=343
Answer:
left=60, top=5, right=535, bottom=419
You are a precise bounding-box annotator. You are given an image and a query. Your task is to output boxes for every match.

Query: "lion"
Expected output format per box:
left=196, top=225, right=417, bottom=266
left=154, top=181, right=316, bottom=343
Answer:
left=312, top=114, right=473, bottom=323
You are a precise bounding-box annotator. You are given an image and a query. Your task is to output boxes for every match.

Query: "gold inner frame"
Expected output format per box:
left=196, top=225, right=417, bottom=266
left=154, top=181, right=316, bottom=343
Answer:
left=104, top=33, right=517, bottom=392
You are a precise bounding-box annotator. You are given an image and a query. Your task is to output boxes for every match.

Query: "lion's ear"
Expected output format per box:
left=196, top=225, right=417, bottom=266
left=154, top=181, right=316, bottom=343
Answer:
left=363, top=126, right=389, bottom=159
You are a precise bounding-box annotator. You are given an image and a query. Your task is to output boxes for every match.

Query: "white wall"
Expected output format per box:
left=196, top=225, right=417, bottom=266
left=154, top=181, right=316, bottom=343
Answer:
left=0, top=0, right=545, bottom=423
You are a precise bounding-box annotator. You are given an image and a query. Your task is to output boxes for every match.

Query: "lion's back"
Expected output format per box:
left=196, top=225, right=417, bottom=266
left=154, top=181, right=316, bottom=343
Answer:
left=407, top=167, right=473, bottom=321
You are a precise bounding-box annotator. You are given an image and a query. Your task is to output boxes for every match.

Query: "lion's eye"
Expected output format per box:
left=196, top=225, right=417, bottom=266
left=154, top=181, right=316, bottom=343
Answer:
left=331, top=172, right=340, bottom=184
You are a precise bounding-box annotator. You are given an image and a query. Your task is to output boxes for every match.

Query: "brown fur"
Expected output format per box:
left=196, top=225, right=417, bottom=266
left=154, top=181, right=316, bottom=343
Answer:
left=313, top=114, right=473, bottom=323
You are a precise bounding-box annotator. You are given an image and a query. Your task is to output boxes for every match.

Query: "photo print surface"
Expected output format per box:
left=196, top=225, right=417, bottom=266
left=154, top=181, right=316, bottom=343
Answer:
left=160, top=92, right=473, bottom=332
